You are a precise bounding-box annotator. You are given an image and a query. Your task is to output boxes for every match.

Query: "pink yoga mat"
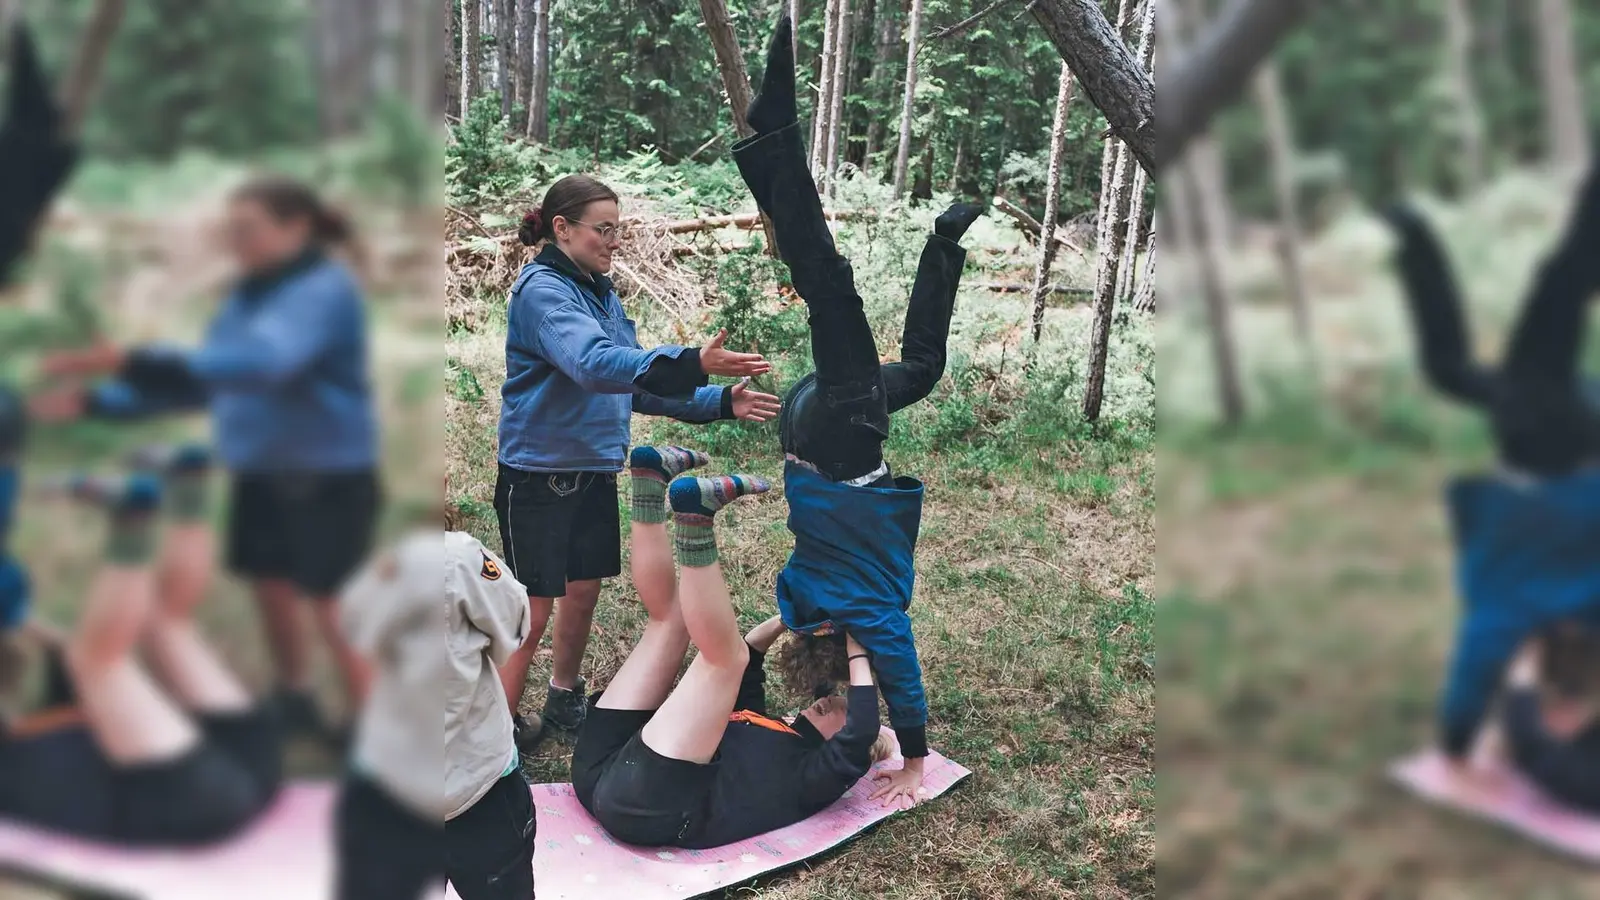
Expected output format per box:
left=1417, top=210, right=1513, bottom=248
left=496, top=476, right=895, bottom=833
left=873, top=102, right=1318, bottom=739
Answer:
left=1390, top=748, right=1600, bottom=864
left=449, top=742, right=971, bottom=900
left=0, top=737, right=970, bottom=899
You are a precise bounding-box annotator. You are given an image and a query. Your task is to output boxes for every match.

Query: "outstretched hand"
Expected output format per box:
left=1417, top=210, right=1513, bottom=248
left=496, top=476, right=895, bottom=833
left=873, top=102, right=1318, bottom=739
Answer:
left=701, top=329, right=772, bottom=378
left=39, top=340, right=123, bottom=377
left=869, top=763, right=925, bottom=810
left=27, top=386, right=86, bottom=423
left=729, top=379, right=780, bottom=422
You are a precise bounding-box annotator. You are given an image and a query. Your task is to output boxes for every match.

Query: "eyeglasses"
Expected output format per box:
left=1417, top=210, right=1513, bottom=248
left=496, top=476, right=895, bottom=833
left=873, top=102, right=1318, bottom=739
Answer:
left=568, top=219, right=620, bottom=241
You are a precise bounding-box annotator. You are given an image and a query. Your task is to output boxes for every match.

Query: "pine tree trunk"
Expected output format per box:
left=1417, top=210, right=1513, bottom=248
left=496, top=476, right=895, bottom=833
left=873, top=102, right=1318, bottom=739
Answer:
left=846, top=0, right=873, bottom=170
left=1030, top=0, right=1153, bottom=175
left=498, top=0, right=514, bottom=116
left=863, top=2, right=900, bottom=174
left=1031, top=63, right=1073, bottom=344
left=1441, top=0, right=1486, bottom=187
left=1114, top=0, right=1154, bottom=305
left=529, top=0, right=550, bottom=141
left=515, top=0, right=533, bottom=115
left=947, top=134, right=964, bottom=194
left=825, top=0, right=853, bottom=192
left=812, top=0, right=839, bottom=173
left=700, top=0, right=780, bottom=256
left=1532, top=0, right=1588, bottom=168
left=1168, top=0, right=1232, bottom=248
left=446, top=0, right=461, bottom=119
left=1182, top=155, right=1245, bottom=424
left=1084, top=134, right=1137, bottom=422
left=892, top=0, right=923, bottom=198
left=1254, top=60, right=1317, bottom=377
left=1133, top=215, right=1156, bottom=313
left=462, top=0, right=481, bottom=115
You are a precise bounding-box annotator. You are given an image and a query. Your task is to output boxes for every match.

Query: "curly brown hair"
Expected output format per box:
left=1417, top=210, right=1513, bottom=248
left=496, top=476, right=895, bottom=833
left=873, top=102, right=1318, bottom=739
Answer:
left=772, top=631, right=850, bottom=698
left=1541, top=620, right=1600, bottom=699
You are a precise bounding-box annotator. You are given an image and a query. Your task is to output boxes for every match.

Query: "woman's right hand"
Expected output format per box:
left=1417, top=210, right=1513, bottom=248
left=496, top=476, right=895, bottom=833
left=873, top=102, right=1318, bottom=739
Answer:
left=700, top=329, right=772, bottom=378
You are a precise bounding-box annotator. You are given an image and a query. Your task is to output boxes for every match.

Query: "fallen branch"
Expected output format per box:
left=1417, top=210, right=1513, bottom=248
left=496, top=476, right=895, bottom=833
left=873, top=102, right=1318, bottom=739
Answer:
left=660, top=208, right=870, bottom=234
left=970, top=281, right=1091, bottom=298
left=993, top=196, right=1087, bottom=257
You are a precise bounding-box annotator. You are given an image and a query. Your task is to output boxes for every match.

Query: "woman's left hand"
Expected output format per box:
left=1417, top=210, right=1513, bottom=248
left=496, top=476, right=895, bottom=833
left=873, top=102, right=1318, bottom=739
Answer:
left=27, top=387, right=87, bottom=423
left=730, top=380, right=781, bottom=422
left=869, top=763, right=925, bottom=809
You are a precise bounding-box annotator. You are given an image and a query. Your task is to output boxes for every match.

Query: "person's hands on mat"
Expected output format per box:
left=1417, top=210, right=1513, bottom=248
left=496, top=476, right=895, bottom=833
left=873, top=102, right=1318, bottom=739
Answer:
left=730, top=378, right=781, bottom=423
left=700, top=328, right=773, bottom=378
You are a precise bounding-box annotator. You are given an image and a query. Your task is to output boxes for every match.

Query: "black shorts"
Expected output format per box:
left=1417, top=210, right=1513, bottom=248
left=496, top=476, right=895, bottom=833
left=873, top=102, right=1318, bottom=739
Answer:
left=0, top=704, right=281, bottom=847
left=226, top=470, right=382, bottom=597
left=335, top=771, right=536, bottom=900
left=494, top=464, right=621, bottom=598
left=570, top=695, right=715, bottom=847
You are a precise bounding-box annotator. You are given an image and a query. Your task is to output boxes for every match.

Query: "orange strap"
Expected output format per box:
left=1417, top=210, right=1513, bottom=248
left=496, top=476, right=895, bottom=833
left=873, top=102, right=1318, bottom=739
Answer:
left=3, top=705, right=85, bottom=739
left=728, top=709, right=798, bottom=736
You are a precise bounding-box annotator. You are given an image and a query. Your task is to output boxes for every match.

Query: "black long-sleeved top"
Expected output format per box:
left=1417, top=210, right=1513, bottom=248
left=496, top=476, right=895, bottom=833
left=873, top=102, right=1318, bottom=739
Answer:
left=1503, top=687, right=1600, bottom=814
left=680, top=647, right=881, bottom=849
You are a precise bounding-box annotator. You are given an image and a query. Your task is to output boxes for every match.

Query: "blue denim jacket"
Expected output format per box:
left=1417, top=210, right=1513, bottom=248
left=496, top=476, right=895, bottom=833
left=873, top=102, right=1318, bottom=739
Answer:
left=498, top=246, right=726, bottom=473
left=89, top=253, right=377, bottom=473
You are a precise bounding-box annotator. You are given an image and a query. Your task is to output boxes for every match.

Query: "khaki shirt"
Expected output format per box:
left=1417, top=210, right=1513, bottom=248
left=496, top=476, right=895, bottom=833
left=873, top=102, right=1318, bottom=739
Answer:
left=339, top=529, right=530, bottom=821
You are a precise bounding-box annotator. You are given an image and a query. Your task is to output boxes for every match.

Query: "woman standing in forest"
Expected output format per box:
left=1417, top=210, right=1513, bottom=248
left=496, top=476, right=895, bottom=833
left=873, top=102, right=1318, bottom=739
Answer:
left=32, top=178, right=381, bottom=749
left=496, top=174, right=780, bottom=749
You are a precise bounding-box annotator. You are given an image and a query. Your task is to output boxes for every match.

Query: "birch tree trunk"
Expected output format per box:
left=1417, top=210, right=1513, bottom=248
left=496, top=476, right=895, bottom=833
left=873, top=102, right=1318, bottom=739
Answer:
left=1031, top=63, right=1074, bottom=343
left=892, top=0, right=924, bottom=198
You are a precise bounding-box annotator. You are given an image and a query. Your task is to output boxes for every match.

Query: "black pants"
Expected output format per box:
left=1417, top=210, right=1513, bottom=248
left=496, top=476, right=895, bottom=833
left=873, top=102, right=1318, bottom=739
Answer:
left=735, top=123, right=964, bottom=482
left=493, top=465, right=621, bottom=598
left=1391, top=157, right=1600, bottom=477
left=335, top=772, right=536, bottom=900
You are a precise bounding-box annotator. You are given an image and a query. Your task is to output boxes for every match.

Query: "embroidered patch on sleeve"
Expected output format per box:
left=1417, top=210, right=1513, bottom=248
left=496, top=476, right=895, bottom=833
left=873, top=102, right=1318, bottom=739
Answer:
left=480, top=552, right=502, bottom=581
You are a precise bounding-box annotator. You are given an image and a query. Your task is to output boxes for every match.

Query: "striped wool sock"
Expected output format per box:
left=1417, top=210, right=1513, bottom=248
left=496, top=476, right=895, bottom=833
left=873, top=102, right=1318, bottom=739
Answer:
left=629, top=446, right=710, bottom=524
left=668, top=474, right=770, bottom=567
left=104, top=475, right=163, bottom=565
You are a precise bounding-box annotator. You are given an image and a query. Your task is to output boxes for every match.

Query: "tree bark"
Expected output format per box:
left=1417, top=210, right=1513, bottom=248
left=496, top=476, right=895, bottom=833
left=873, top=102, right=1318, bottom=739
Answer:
left=1115, top=0, right=1155, bottom=305
left=1182, top=155, right=1245, bottom=424
left=446, top=0, right=461, bottom=119
left=1532, top=0, right=1589, bottom=168
left=498, top=0, right=515, bottom=116
left=1254, top=61, right=1317, bottom=376
left=529, top=0, right=550, bottom=141
left=1167, top=0, right=1232, bottom=248
left=1031, top=63, right=1074, bottom=344
left=813, top=0, right=839, bottom=173
left=462, top=0, right=481, bottom=115
left=892, top=0, right=924, bottom=198
left=700, top=0, right=780, bottom=255
left=1156, top=0, right=1313, bottom=172
left=1030, top=0, right=1153, bottom=176
left=61, top=0, right=126, bottom=137
left=995, top=195, right=1085, bottom=254
left=863, top=0, right=900, bottom=173
left=1084, top=132, right=1139, bottom=422
left=825, top=0, right=853, bottom=191
left=1133, top=216, right=1156, bottom=313
left=515, top=0, right=533, bottom=114
left=1440, top=0, right=1486, bottom=188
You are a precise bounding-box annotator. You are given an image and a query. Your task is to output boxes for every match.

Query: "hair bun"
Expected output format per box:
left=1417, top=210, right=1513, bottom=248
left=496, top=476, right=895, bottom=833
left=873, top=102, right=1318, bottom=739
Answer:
left=524, top=207, right=543, bottom=233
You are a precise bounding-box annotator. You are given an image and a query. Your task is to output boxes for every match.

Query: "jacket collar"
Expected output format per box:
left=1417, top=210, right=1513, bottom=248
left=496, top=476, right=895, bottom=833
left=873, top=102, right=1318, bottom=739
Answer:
left=535, top=244, right=613, bottom=304
left=238, top=246, right=325, bottom=301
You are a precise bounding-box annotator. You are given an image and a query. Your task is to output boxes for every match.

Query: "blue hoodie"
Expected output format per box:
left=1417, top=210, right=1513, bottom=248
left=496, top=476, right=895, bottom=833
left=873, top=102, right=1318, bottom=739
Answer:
left=774, top=460, right=929, bottom=757
left=498, top=245, right=727, bottom=473
left=87, top=251, right=377, bottom=473
left=1440, top=470, right=1600, bottom=756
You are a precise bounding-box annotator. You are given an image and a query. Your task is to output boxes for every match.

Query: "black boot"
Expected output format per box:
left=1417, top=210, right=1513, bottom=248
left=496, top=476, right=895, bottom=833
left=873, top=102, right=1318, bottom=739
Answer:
left=541, top=675, right=588, bottom=734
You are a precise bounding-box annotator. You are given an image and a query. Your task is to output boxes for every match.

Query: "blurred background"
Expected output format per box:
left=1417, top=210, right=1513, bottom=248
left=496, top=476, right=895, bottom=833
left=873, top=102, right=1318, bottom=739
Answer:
left=0, top=0, right=440, bottom=895
left=1157, top=0, right=1600, bottom=896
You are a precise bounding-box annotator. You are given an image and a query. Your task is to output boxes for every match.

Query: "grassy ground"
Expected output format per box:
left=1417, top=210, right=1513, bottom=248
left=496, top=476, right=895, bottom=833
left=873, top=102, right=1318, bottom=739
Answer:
left=1158, top=170, right=1600, bottom=898
left=446, top=213, right=1155, bottom=898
